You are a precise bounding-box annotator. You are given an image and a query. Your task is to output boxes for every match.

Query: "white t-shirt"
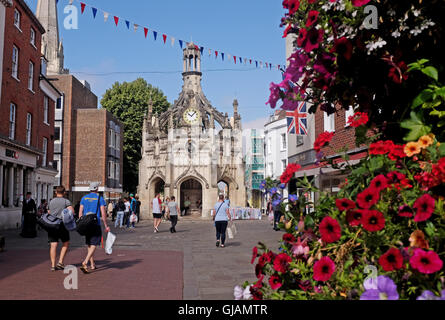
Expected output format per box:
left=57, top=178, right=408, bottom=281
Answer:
left=152, top=198, right=161, bottom=213
left=124, top=201, right=130, bottom=213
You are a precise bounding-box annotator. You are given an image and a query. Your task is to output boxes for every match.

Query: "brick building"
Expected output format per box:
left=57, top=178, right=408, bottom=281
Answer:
left=0, top=0, right=60, bottom=230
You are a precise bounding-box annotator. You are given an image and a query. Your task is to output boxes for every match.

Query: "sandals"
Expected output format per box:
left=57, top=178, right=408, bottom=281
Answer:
left=80, top=263, right=89, bottom=274
left=90, top=265, right=97, bottom=270
left=50, top=266, right=56, bottom=272
left=55, top=263, right=65, bottom=270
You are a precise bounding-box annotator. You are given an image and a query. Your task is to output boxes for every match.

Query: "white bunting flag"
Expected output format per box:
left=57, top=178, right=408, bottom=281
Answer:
left=69, top=0, right=73, bottom=5
left=260, top=61, right=263, bottom=68
left=104, top=12, right=109, bottom=22
left=134, top=24, right=139, bottom=32
left=227, top=54, right=231, bottom=61
left=244, top=58, right=247, bottom=64
left=171, top=37, right=175, bottom=46
left=208, top=49, right=212, bottom=57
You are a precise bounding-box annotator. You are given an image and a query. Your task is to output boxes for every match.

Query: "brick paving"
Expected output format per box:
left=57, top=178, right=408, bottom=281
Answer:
left=0, top=217, right=283, bottom=300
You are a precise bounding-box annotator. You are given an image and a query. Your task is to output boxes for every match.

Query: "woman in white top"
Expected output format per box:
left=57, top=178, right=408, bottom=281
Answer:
left=151, top=193, right=162, bottom=233
left=213, top=194, right=232, bottom=248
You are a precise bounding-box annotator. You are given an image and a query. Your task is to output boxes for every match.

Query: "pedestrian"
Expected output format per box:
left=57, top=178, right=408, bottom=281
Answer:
left=183, top=197, right=191, bottom=216
left=78, top=182, right=110, bottom=273
left=38, top=199, right=48, bottom=218
left=107, top=201, right=114, bottom=219
left=20, top=192, right=37, bottom=238
left=166, top=196, right=180, bottom=233
left=272, top=200, right=282, bottom=231
left=123, top=197, right=131, bottom=228
left=47, top=186, right=73, bottom=271
left=213, top=194, right=232, bottom=248
left=162, top=196, right=170, bottom=221
left=114, top=198, right=125, bottom=228
left=130, top=194, right=137, bottom=225
left=151, top=193, right=162, bottom=233
left=135, top=194, right=141, bottom=223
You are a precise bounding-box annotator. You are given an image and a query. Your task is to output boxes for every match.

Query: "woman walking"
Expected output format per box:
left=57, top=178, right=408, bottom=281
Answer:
left=166, top=196, right=180, bottom=233
left=47, top=186, right=73, bottom=271
left=152, top=193, right=162, bottom=233
left=213, top=194, right=231, bottom=248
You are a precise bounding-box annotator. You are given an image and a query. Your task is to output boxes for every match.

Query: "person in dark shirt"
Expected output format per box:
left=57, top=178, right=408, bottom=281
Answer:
left=20, top=192, right=37, bottom=238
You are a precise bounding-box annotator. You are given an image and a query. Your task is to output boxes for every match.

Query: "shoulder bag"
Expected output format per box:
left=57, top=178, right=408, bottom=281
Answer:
left=213, top=202, right=225, bottom=221
left=37, top=213, right=62, bottom=232
left=76, top=195, right=101, bottom=236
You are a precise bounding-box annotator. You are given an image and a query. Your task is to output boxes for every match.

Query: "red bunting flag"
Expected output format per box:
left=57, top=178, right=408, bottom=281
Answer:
left=162, top=34, right=167, bottom=44
left=80, top=2, right=86, bottom=14
left=144, top=27, right=148, bottom=38
left=233, top=56, right=236, bottom=64
left=215, top=51, right=218, bottom=58
left=114, top=16, right=119, bottom=26
left=250, top=59, right=252, bottom=64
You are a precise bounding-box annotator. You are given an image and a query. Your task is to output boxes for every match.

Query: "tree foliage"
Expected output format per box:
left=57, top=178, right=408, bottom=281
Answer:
left=101, top=78, right=170, bottom=192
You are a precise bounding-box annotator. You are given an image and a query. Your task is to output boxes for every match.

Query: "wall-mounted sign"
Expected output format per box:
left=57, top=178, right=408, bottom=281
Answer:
left=5, top=149, right=19, bottom=160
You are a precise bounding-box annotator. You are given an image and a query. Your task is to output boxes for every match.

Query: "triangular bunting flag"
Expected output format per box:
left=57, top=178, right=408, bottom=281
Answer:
left=134, top=24, right=139, bottom=32
left=69, top=0, right=73, bottom=5
left=103, top=12, right=109, bottom=22
left=255, top=61, right=258, bottom=68
left=179, top=40, right=183, bottom=48
left=270, top=63, right=272, bottom=70
left=249, top=59, right=252, bottom=64
left=221, top=53, right=225, bottom=61
left=114, top=16, right=119, bottom=26
left=125, top=20, right=130, bottom=29
left=144, top=27, right=148, bottom=38
left=239, top=57, right=242, bottom=64
left=80, top=2, right=86, bottom=14
left=153, top=31, right=158, bottom=40
left=233, top=56, right=237, bottom=64
left=171, top=37, right=175, bottom=46
left=208, top=49, right=212, bottom=57
left=92, top=7, right=97, bottom=19
left=215, top=51, right=218, bottom=58
left=162, top=34, right=167, bottom=44
left=200, top=47, right=204, bottom=55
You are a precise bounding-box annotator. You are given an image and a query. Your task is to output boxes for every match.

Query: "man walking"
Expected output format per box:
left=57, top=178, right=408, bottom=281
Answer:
left=151, top=193, right=162, bottom=233
left=78, top=182, right=110, bottom=273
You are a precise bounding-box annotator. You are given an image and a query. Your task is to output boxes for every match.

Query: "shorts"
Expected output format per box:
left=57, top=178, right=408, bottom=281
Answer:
left=153, top=213, right=162, bottom=219
left=85, top=224, right=102, bottom=246
left=48, top=224, right=70, bottom=243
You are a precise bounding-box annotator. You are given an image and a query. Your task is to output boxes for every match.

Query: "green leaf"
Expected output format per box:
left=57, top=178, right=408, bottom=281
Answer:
left=400, top=112, right=432, bottom=141
left=421, top=66, right=439, bottom=81
left=439, top=143, right=445, bottom=157
left=411, top=89, right=433, bottom=109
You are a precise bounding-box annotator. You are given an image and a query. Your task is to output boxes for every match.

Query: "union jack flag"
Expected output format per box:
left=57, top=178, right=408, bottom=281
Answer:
left=286, top=102, right=308, bottom=135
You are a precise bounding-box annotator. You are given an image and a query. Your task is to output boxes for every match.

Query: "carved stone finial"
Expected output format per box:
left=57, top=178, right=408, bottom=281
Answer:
left=233, top=99, right=239, bottom=114
left=148, top=98, right=153, bottom=114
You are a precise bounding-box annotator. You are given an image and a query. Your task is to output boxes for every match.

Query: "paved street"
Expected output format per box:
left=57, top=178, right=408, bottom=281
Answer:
left=0, top=217, right=283, bottom=300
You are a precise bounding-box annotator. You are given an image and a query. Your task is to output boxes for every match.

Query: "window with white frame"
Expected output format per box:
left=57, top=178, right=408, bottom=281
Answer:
left=345, top=105, right=355, bottom=127
left=115, top=133, right=120, bottom=151
left=115, top=163, right=120, bottom=181
left=281, top=133, right=287, bottom=151
left=26, top=113, right=32, bottom=145
left=9, top=103, right=16, bottom=140
left=108, top=161, right=114, bottom=179
left=282, top=159, right=287, bottom=172
left=30, top=28, right=36, bottom=47
left=42, top=138, right=48, bottom=166
left=14, top=9, right=21, bottom=30
left=43, top=96, right=49, bottom=124
left=28, top=61, right=34, bottom=91
left=324, top=111, right=335, bottom=133
left=12, top=46, right=19, bottom=79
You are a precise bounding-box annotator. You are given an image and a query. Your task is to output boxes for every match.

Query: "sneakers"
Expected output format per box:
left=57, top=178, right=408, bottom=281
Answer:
left=216, top=240, right=220, bottom=247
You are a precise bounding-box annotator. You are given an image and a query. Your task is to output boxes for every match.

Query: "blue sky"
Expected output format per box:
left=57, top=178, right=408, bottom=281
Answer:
left=25, top=0, right=286, bottom=128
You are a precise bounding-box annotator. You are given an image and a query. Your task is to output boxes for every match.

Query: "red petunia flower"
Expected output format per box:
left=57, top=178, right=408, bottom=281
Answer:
left=356, top=187, right=380, bottom=209
left=351, top=0, right=371, bottom=6
left=280, top=163, right=301, bottom=184
left=252, top=274, right=264, bottom=289
left=314, top=131, right=335, bottom=152
left=388, top=144, right=407, bottom=161
left=335, top=198, right=356, bottom=212
left=333, top=37, right=353, bottom=61
left=362, top=210, right=385, bottom=232
left=297, top=28, right=307, bottom=48
left=386, top=171, right=412, bottom=190
left=346, top=209, right=363, bottom=226
left=303, top=27, right=324, bottom=53
left=282, top=0, right=300, bottom=15
left=413, top=194, right=435, bottom=222
left=379, top=247, right=404, bottom=272
left=251, top=246, right=258, bottom=264
left=347, top=111, right=368, bottom=127
left=313, top=257, right=335, bottom=282
left=306, top=10, right=319, bottom=27
left=370, top=174, right=389, bottom=192
left=283, top=233, right=296, bottom=243
left=410, top=249, right=443, bottom=274
left=269, top=275, right=283, bottom=290
left=319, top=216, right=342, bottom=243
left=398, top=205, right=413, bottom=218
left=273, top=253, right=292, bottom=273
left=369, top=140, right=394, bottom=155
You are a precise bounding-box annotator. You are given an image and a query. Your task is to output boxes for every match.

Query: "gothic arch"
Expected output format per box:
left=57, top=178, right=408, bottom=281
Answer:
left=174, top=171, right=209, bottom=190
left=145, top=169, right=166, bottom=190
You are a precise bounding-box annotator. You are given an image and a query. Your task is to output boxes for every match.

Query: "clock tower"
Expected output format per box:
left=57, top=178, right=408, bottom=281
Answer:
left=138, top=42, right=246, bottom=220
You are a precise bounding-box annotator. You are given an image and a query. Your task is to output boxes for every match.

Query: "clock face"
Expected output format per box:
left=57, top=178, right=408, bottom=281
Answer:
left=183, top=107, right=200, bottom=125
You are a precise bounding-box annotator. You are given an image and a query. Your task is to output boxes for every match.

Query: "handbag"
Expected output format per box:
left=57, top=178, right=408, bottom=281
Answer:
left=62, top=208, right=77, bottom=231
left=76, top=195, right=100, bottom=236
left=37, top=213, right=62, bottom=232
left=227, top=221, right=237, bottom=239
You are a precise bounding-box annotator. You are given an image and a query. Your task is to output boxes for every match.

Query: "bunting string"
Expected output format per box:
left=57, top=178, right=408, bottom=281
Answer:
left=65, top=0, right=283, bottom=71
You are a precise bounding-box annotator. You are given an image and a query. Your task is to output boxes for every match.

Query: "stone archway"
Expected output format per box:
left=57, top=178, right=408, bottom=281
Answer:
left=180, top=178, right=202, bottom=216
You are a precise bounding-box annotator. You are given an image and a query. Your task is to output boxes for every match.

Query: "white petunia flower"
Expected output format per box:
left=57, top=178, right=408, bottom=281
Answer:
left=243, top=286, right=252, bottom=300
left=391, top=30, right=401, bottom=38
left=410, top=28, right=422, bottom=36
left=234, top=286, right=244, bottom=300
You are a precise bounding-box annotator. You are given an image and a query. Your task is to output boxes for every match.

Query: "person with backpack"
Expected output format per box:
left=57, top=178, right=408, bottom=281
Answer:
left=47, top=186, right=74, bottom=271
left=78, top=182, right=110, bottom=273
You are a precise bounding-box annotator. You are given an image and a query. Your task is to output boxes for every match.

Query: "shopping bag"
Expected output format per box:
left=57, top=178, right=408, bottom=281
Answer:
left=105, top=232, right=116, bottom=255
left=268, top=212, right=274, bottom=222
left=227, top=221, right=237, bottom=239
left=130, top=213, right=138, bottom=223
